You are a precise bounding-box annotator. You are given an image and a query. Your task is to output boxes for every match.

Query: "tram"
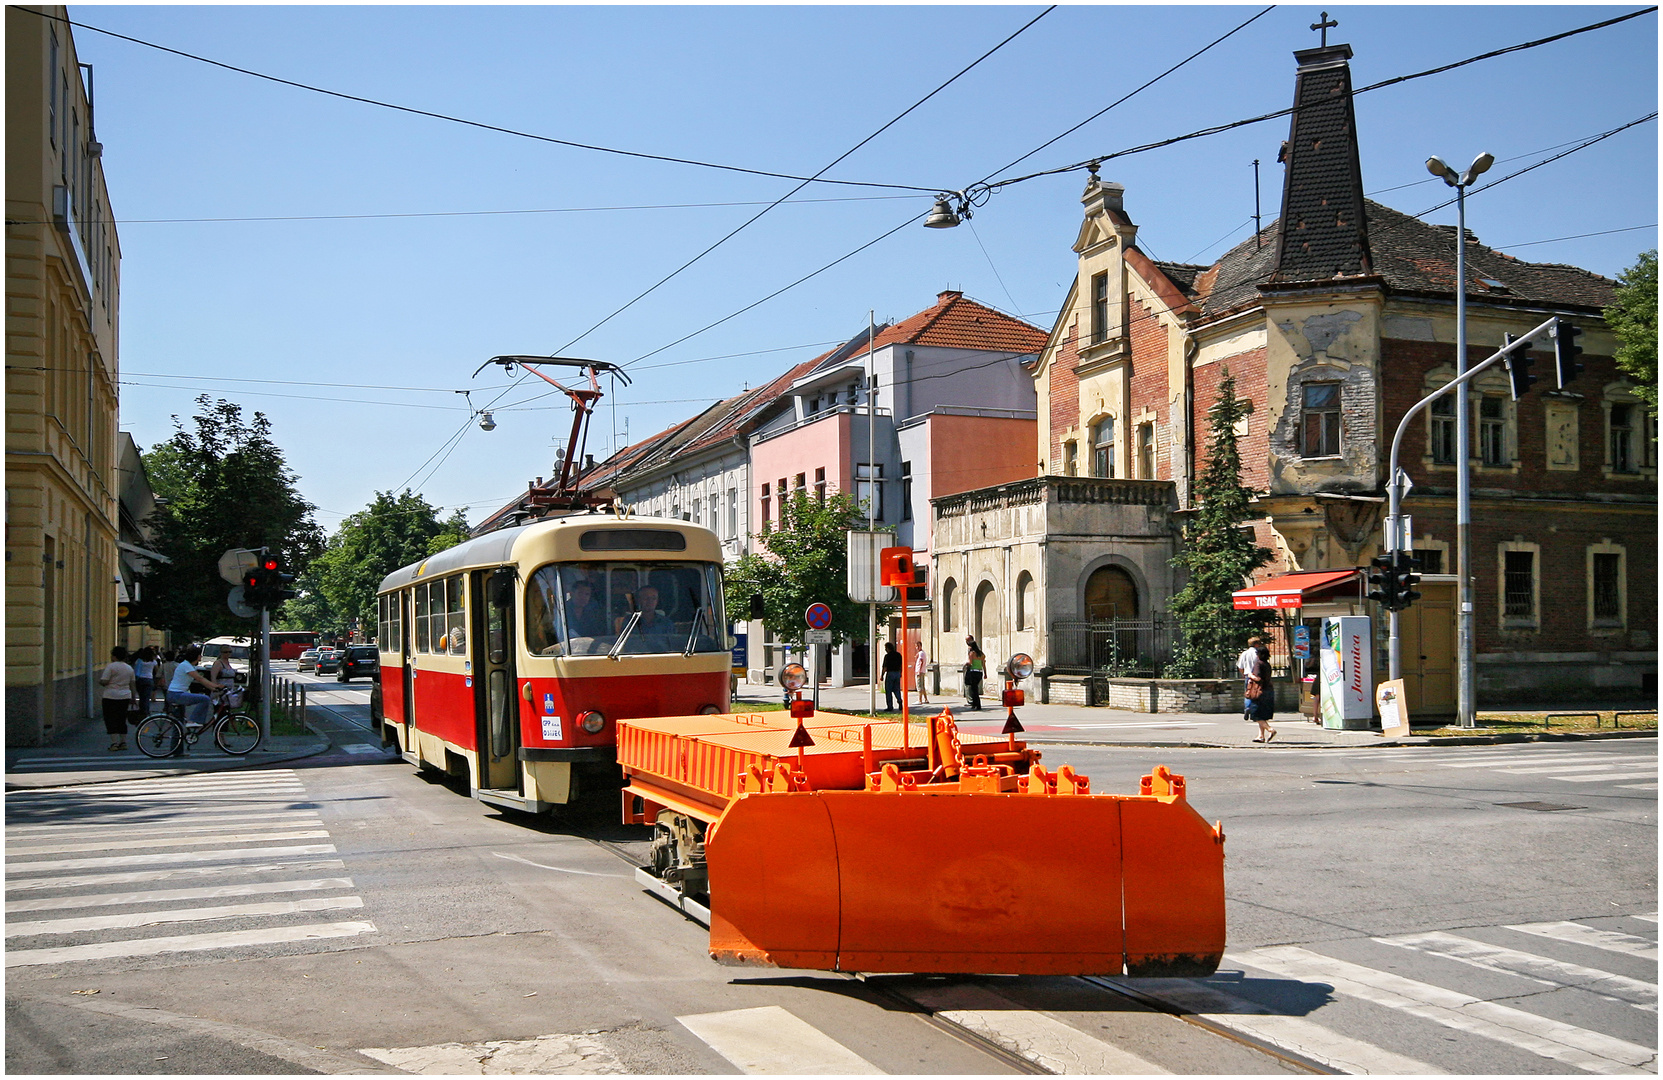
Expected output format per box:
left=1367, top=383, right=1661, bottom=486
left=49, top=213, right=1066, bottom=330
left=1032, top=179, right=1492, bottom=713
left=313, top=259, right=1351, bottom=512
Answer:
left=373, top=515, right=731, bottom=814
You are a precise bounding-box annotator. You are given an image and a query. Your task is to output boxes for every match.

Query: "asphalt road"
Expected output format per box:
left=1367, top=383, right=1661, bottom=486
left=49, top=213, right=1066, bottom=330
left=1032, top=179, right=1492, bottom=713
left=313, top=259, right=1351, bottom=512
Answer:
left=6, top=671, right=1655, bottom=1074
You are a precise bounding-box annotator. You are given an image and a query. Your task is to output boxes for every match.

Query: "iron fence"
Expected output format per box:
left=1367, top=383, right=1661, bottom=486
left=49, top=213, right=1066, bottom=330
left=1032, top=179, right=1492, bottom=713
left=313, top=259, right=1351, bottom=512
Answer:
left=1048, top=612, right=1301, bottom=679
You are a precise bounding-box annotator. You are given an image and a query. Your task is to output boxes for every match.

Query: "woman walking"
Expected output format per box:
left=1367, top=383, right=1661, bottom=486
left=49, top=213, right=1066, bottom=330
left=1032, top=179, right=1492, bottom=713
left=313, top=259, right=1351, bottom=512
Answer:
left=1241, top=635, right=1276, bottom=743
left=963, top=636, right=986, bottom=711
left=99, top=646, right=135, bottom=751
left=132, top=646, right=158, bottom=714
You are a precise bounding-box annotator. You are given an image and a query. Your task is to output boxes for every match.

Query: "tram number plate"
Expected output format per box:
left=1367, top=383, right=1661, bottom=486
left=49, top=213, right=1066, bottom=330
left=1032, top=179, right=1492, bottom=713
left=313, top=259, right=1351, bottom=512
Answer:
left=542, top=715, right=563, bottom=741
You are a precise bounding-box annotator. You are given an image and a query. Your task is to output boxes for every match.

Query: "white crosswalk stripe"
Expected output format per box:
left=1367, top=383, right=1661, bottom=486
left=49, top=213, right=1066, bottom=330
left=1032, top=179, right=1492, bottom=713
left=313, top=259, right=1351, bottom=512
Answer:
left=1116, top=917, right=1657, bottom=1075
left=5, top=770, right=375, bottom=969
left=677, top=1006, right=878, bottom=1074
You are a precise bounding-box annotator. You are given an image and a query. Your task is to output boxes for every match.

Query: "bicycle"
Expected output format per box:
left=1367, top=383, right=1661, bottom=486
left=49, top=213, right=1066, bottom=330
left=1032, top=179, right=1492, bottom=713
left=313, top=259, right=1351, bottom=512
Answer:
left=133, top=686, right=262, bottom=758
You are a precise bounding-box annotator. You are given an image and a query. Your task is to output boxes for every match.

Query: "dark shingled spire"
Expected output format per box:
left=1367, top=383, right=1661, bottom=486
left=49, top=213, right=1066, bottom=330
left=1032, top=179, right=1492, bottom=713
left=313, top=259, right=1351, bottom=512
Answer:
left=1270, top=43, right=1372, bottom=284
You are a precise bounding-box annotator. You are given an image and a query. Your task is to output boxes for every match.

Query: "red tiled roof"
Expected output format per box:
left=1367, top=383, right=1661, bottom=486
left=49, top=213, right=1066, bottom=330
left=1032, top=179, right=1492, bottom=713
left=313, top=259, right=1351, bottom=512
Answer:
left=860, top=291, right=1047, bottom=355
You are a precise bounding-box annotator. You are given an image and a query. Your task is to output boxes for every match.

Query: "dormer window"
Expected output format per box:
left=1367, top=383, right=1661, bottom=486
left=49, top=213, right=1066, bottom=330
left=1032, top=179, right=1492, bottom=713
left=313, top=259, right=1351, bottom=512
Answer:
left=1091, top=272, right=1110, bottom=343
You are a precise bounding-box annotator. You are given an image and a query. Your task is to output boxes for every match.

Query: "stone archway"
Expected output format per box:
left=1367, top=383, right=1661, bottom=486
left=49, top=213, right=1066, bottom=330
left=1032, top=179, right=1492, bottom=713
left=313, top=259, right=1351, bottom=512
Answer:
left=1084, top=565, right=1139, bottom=620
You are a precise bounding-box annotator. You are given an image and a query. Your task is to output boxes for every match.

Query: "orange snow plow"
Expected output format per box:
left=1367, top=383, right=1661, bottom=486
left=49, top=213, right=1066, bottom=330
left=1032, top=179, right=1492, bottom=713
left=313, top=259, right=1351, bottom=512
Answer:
left=617, top=699, right=1224, bottom=977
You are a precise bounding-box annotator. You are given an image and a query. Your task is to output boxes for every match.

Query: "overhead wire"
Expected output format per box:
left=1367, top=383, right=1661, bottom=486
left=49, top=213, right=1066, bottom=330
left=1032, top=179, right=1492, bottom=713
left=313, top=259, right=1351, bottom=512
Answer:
left=14, top=6, right=938, bottom=194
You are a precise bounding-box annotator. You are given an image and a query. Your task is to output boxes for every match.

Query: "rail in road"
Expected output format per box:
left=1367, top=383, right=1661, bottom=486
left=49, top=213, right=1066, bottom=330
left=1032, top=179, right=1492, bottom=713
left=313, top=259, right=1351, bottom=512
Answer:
left=6, top=723, right=1654, bottom=1073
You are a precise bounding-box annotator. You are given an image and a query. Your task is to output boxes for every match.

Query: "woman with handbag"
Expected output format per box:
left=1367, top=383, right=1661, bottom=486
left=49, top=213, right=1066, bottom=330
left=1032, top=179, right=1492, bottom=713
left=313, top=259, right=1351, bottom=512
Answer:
left=1241, top=636, right=1276, bottom=742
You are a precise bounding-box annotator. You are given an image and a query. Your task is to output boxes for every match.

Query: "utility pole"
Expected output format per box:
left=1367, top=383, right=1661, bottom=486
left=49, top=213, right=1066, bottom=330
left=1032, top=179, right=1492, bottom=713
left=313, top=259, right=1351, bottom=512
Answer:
left=867, top=310, right=878, bottom=720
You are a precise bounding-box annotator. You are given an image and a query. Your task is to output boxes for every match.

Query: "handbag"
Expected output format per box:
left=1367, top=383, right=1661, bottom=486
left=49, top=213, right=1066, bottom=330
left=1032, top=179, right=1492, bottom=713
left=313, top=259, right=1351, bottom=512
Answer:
left=1245, top=677, right=1265, bottom=701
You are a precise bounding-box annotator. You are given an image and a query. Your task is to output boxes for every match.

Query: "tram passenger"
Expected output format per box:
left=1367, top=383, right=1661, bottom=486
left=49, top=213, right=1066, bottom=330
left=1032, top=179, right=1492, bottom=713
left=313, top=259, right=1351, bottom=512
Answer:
left=615, top=585, right=670, bottom=636
left=563, top=579, right=607, bottom=639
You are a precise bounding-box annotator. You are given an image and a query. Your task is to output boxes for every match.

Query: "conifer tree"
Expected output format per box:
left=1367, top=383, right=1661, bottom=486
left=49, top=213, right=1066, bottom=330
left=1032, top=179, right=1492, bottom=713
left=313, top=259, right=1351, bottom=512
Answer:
left=1166, top=369, right=1273, bottom=676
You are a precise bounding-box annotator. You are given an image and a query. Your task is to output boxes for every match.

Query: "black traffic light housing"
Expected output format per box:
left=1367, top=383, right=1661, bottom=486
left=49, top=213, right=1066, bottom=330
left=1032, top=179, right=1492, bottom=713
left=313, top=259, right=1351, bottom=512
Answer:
left=242, top=563, right=268, bottom=605
left=1551, top=318, right=1584, bottom=389
left=1392, top=550, right=1422, bottom=610
left=1503, top=333, right=1537, bottom=400
left=1366, top=554, right=1398, bottom=610
left=264, top=554, right=298, bottom=605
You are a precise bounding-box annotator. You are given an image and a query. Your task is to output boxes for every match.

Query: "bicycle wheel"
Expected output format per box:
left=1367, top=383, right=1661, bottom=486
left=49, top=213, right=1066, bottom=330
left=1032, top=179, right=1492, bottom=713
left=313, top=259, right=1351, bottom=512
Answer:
left=215, top=713, right=262, bottom=755
left=133, top=714, right=184, bottom=758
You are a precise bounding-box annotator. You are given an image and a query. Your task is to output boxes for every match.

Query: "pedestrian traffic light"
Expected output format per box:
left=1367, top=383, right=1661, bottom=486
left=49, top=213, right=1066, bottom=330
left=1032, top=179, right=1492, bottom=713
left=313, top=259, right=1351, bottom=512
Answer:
left=1503, top=334, right=1537, bottom=400
left=1367, top=554, right=1398, bottom=609
left=1551, top=318, right=1584, bottom=389
left=1393, top=550, right=1422, bottom=609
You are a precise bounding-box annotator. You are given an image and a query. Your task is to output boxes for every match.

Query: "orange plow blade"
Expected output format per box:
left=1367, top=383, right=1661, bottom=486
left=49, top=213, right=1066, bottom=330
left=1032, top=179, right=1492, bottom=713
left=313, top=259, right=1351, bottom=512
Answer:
left=620, top=711, right=1225, bottom=976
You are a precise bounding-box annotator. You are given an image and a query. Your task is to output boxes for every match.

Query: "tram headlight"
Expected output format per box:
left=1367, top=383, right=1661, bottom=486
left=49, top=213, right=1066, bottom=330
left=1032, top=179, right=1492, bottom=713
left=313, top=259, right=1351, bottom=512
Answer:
left=579, top=710, right=606, bottom=734
left=779, top=662, right=808, bottom=692
left=698, top=704, right=721, bottom=715
left=1005, top=653, right=1035, bottom=681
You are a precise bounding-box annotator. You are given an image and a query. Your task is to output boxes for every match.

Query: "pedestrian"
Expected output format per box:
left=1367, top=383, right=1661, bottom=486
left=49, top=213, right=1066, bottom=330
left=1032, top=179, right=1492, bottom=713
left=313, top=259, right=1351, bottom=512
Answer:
left=1241, top=635, right=1277, bottom=743
left=914, top=642, right=931, bottom=705
left=207, top=646, right=239, bottom=689
left=98, top=645, right=135, bottom=751
left=963, top=636, right=986, bottom=710
left=882, top=641, right=903, bottom=712
left=155, top=650, right=178, bottom=701
left=131, top=646, right=157, bottom=714
left=166, top=645, right=219, bottom=732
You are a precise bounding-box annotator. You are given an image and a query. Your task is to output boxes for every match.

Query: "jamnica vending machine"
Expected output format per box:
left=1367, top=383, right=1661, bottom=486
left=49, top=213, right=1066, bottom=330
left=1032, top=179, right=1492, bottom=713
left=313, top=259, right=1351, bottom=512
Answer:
left=1319, top=616, right=1374, bottom=730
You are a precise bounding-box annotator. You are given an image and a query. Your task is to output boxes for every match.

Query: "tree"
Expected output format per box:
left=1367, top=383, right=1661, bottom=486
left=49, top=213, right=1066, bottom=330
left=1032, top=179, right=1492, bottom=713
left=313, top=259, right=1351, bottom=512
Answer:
left=141, top=398, right=324, bottom=639
left=1606, top=250, right=1657, bottom=413
left=295, top=490, right=465, bottom=634
left=1166, top=369, right=1274, bottom=677
left=725, top=490, right=888, bottom=648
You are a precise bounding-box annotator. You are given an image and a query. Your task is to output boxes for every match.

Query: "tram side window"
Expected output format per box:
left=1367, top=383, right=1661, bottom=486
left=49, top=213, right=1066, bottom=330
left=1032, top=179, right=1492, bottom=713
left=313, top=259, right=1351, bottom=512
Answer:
left=445, top=576, right=467, bottom=654
left=415, top=583, right=432, bottom=653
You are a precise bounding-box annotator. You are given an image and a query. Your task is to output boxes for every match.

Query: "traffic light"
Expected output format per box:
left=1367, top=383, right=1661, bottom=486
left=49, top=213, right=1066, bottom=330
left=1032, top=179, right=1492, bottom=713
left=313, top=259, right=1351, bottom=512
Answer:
left=1393, top=550, right=1422, bottom=609
left=242, top=563, right=268, bottom=605
left=1366, top=554, right=1398, bottom=609
left=1551, top=318, right=1584, bottom=389
left=264, top=554, right=298, bottom=605
left=1503, top=333, right=1537, bottom=400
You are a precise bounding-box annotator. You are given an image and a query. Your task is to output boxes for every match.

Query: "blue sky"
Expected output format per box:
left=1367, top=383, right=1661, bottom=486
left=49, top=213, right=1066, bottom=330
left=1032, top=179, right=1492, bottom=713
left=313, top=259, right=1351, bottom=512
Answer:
left=79, top=4, right=1657, bottom=531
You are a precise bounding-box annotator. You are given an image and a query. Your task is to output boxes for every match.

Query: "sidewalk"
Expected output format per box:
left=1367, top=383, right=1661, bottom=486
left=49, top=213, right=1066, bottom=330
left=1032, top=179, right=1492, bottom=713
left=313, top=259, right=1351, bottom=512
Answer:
left=5, top=709, right=332, bottom=791
left=734, top=680, right=1657, bottom=750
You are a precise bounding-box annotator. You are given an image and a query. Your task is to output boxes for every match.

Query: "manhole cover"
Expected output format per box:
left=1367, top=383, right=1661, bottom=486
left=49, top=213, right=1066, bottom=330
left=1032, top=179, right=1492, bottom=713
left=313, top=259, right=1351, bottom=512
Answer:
left=1498, top=801, right=1583, bottom=812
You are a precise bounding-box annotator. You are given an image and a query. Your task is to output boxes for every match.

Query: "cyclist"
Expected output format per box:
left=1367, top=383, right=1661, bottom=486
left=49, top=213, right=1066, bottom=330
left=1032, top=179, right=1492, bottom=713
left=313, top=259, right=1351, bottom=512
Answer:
left=165, top=645, right=220, bottom=730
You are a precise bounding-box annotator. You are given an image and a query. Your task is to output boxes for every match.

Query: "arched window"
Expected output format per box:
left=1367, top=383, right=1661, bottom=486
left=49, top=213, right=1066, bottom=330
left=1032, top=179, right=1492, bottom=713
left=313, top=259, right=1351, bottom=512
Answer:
left=1015, top=571, right=1036, bottom=630
left=975, top=581, right=999, bottom=640
left=940, top=577, right=958, bottom=632
left=1084, top=565, right=1138, bottom=620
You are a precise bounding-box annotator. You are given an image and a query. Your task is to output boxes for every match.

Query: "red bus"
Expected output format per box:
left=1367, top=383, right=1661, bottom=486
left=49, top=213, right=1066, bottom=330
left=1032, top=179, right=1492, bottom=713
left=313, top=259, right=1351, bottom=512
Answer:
left=372, top=516, right=730, bottom=814
left=269, top=631, right=319, bottom=661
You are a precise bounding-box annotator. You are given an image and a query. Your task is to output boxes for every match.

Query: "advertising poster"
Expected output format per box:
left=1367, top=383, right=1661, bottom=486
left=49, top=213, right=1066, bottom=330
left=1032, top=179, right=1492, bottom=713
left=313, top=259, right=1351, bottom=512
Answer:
left=1377, top=678, right=1410, bottom=738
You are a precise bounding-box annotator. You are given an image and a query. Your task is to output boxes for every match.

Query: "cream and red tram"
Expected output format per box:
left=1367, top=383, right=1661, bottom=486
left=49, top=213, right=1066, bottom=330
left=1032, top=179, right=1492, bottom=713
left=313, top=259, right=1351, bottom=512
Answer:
left=373, top=516, right=731, bottom=813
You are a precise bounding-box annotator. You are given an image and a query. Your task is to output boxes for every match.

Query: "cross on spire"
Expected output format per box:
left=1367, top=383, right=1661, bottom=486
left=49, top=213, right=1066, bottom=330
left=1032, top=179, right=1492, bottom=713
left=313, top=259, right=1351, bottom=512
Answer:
left=1310, top=11, right=1338, bottom=46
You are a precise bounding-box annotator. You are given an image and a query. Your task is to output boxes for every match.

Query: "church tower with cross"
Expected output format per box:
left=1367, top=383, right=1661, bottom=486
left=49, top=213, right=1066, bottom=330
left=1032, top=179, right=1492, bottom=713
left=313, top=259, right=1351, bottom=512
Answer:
left=940, top=24, right=1649, bottom=714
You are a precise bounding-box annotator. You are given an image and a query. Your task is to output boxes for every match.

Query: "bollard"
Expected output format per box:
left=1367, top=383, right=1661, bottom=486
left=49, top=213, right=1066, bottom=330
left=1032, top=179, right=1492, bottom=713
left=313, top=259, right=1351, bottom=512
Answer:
left=299, top=684, right=306, bottom=727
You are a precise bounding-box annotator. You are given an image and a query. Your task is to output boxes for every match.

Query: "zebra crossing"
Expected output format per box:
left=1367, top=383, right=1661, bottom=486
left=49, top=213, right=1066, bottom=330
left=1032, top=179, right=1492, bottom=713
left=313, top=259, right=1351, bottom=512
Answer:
left=1111, top=914, right=1659, bottom=1075
left=5, top=769, right=376, bottom=969
left=1271, top=744, right=1658, bottom=789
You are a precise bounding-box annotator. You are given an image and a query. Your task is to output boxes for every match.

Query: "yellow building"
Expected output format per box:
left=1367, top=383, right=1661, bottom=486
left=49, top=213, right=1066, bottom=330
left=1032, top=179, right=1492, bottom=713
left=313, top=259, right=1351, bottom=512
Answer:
left=6, top=5, right=123, bottom=745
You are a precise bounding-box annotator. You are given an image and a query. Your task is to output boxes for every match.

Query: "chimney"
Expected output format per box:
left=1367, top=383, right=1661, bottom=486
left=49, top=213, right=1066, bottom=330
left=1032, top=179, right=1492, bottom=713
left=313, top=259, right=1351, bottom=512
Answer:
left=1270, top=42, right=1372, bottom=283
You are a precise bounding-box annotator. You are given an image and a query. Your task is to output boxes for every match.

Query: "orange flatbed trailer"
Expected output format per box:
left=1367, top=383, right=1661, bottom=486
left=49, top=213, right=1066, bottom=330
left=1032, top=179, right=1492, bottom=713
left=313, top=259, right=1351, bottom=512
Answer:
left=618, top=708, right=1225, bottom=977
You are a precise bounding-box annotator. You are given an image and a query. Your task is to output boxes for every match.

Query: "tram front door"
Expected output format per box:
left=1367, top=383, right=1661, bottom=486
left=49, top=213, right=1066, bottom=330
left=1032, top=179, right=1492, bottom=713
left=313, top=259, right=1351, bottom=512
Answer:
left=472, top=568, right=520, bottom=791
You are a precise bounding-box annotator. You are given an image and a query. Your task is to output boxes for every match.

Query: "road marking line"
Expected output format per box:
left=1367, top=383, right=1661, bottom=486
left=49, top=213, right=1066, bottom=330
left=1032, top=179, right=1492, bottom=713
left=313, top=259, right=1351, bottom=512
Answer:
left=908, top=983, right=1167, bottom=1074
left=3, top=814, right=325, bottom=839
left=4, top=919, right=378, bottom=967
left=1496, top=763, right=1654, bottom=775
left=357, top=1032, right=626, bottom=1074
left=1553, top=771, right=1660, bottom=783
left=1378, top=931, right=1657, bottom=1012
left=1619, top=783, right=1658, bottom=790
left=7, top=829, right=331, bottom=857
left=1234, top=946, right=1656, bottom=1073
left=6, top=877, right=356, bottom=913
left=677, top=1005, right=878, bottom=1075
left=1101, top=977, right=1443, bottom=1075
left=2, top=859, right=349, bottom=893
left=1437, top=755, right=1651, bottom=769
left=5, top=843, right=338, bottom=875
left=8, top=894, right=365, bottom=936
left=492, top=851, right=628, bottom=878
left=6, top=771, right=301, bottom=792
left=1506, top=922, right=1659, bottom=961
left=1634, top=914, right=1659, bottom=924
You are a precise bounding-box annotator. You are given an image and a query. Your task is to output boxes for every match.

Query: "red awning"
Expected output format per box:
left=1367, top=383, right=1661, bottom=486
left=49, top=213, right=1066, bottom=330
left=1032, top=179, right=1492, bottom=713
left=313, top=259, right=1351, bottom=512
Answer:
left=1232, top=569, right=1358, bottom=610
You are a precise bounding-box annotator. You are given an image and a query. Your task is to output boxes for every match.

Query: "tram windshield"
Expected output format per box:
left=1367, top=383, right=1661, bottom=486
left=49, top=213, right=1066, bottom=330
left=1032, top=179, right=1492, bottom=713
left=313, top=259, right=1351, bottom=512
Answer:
left=525, top=561, right=727, bottom=657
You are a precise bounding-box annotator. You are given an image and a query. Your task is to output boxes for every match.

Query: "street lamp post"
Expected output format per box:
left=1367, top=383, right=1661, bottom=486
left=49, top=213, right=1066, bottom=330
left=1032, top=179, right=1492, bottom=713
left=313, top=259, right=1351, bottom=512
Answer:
left=1425, top=152, right=1493, bottom=730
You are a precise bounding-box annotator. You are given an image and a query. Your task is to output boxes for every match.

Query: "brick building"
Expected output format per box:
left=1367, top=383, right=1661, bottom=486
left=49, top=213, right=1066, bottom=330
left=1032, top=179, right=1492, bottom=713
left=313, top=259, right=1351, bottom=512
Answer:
left=948, top=39, right=1654, bottom=710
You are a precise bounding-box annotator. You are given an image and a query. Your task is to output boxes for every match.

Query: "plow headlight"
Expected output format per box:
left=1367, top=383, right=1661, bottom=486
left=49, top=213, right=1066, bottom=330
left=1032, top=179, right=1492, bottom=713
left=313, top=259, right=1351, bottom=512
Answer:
left=1006, top=653, right=1035, bottom=681
left=579, top=710, right=606, bottom=734
left=779, top=662, right=808, bottom=692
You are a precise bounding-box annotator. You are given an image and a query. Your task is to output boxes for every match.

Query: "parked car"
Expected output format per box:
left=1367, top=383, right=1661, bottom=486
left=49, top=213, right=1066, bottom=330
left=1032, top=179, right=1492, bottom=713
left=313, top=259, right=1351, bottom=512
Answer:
left=338, top=645, right=380, bottom=683
left=315, top=648, right=340, bottom=675
left=297, top=648, right=321, bottom=673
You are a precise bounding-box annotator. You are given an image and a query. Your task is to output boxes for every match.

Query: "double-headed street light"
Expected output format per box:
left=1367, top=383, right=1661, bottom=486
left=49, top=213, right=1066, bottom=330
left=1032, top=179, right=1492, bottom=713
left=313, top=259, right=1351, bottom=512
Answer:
left=1423, top=151, right=1493, bottom=730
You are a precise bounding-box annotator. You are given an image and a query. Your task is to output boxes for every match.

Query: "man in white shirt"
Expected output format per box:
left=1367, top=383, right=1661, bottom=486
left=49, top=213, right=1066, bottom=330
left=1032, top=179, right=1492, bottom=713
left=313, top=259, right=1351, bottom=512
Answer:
left=1237, top=636, right=1264, bottom=681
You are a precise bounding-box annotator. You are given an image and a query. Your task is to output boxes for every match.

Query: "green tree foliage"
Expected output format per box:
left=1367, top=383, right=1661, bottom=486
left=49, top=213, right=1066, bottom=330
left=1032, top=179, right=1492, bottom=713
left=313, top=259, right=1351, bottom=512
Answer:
left=724, top=490, right=888, bottom=647
left=141, top=398, right=323, bottom=639
left=294, top=491, right=466, bottom=635
left=1606, top=250, right=1657, bottom=413
left=1166, top=369, right=1273, bottom=677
